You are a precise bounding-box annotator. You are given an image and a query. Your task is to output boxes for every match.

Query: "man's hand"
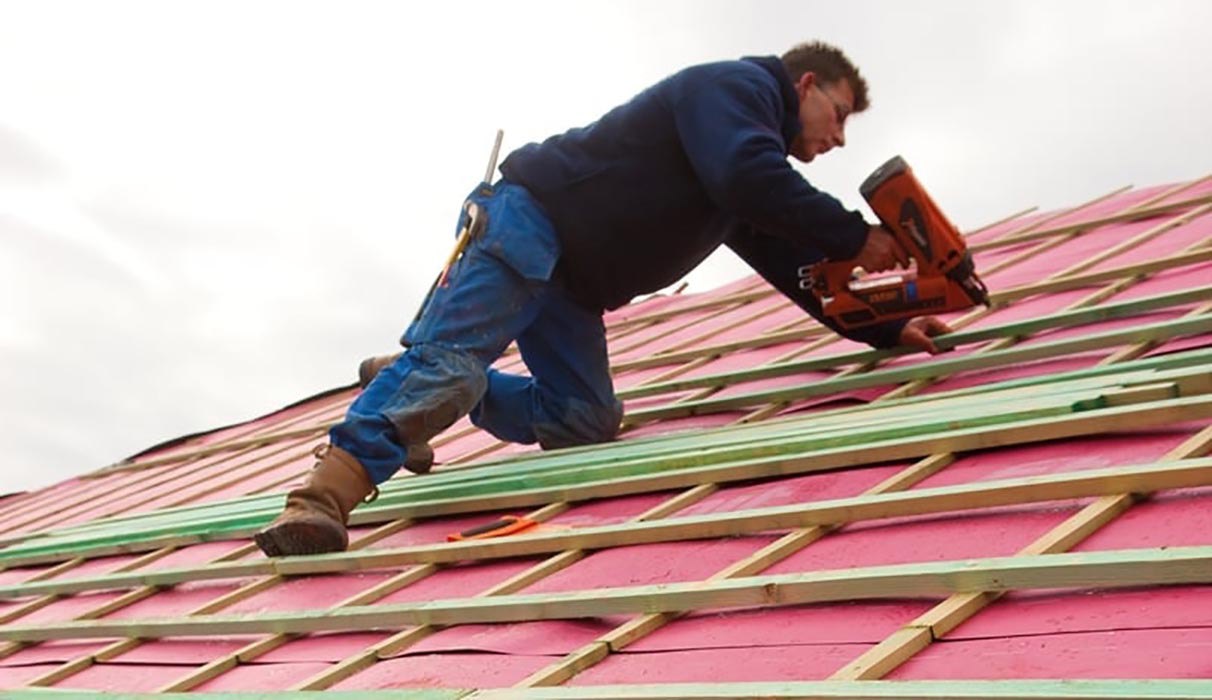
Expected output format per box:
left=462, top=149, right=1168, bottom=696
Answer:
left=855, top=226, right=909, bottom=273
left=899, top=316, right=954, bottom=355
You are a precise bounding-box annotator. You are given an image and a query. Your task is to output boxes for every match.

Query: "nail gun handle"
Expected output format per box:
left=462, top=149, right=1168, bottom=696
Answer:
left=861, top=155, right=970, bottom=283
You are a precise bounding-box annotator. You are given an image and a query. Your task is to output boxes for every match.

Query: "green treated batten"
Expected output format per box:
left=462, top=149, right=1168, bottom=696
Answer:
left=53, top=315, right=1212, bottom=541
left=5, top=388, right=1100, bottom=548
left=18, top=296, right=1212, bottom=537
left=0, top=387, right=1117, bottom=556
left=2, top=387, right=1202, bottom=566
left=618, top=284, right=1212, bottom=400
left=625, top=313, right=1212, bottom=422
left=22, top=359, right=1205, bottom=539
left=23, top=345, right=1212, bottom=546
left=3, top=343, right=1210, bottom=564
left=2, top=457, right=1210, bottom=600
left=0, top=383, right=1163, bottom=564
left=47, top=371, right=1156, bottom=539
left=2, top=361, right=1210, bottom=567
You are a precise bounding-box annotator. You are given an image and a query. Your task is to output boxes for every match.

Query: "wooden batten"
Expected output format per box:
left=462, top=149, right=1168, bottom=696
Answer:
left=3, top=546, right=1211, bottom=642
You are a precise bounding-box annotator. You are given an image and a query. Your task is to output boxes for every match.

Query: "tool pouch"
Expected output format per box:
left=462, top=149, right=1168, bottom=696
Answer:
left=460, top=181, right=561, bottom=283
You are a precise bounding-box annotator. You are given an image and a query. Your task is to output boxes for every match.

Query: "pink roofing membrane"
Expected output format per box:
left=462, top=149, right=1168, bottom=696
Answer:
left=1, top=178, right=1211, bottom=692
left=192, top=661, right=334, bottom=691
left=330, top=653, right=553, bottom=690
left=570, top=645, right=868, bottom=684
left=404, top=620, right=612, bottom=658
left=890, top=628, right=1212, bottom=680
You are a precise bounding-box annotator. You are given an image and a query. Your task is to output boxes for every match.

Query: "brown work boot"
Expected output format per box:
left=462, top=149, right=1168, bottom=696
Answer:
left=357, top=352, right=402, bottom=389
left=254, top=444, right=378, bottom=557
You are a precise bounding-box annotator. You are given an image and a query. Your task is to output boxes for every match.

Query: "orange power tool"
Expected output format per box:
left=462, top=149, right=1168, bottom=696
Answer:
left=805, top=156, right=990, bottom=329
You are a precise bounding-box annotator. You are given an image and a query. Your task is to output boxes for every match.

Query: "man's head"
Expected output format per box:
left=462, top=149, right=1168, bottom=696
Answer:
left=781, top=41, right=869, bottom=163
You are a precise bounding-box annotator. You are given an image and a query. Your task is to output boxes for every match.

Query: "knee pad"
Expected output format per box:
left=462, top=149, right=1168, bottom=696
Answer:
left=534, top=396, right=623, bottom=450
left=381, top=345, right=488, bottom=446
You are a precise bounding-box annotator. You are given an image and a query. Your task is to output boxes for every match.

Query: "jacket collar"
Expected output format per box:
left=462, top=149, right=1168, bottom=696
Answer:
left=743, top=55, right=800, bottom=151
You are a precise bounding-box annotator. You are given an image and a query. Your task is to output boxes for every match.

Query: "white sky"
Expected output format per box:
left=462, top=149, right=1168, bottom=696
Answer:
left=2, top=0, right=1210, bottom=493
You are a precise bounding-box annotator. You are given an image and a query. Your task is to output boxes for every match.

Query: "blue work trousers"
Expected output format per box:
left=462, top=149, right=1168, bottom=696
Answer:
left=330, top=182, right=623, bottom=484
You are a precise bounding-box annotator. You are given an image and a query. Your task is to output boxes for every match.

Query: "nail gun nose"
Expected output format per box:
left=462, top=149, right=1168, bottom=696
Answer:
left=967, top=276, right=991, bottom=306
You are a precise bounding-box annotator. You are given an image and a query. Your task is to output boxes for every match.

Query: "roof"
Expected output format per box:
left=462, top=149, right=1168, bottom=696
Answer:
left=1, top=175, right=1211, bottom=698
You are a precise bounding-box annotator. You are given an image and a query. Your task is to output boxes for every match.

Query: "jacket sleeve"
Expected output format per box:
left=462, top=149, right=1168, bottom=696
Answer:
left=669, top=64, right=869, bottom=260
left=725, top=225, right=907, bottom=349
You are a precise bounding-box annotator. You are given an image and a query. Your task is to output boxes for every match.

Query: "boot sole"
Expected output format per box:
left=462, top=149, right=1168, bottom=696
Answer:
left=254, top=519, right=347, bottom=557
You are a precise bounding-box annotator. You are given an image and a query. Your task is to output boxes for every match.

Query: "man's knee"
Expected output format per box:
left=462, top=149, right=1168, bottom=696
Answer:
left=381, top=344, right=487, bottom=445
left=466, top=369, right=539, bottom=444
left=534, top=396, right=624, bottom=450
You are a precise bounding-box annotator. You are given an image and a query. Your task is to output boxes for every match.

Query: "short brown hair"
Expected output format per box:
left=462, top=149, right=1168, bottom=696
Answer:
left=781, top=41, right=870, bottom=113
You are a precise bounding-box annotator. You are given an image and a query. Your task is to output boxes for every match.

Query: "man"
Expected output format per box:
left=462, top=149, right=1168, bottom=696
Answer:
left=254, top=40, right=951, bottom=557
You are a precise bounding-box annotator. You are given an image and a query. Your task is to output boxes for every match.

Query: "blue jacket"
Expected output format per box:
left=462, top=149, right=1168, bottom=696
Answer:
left=501, top=55, right=905, bottom=348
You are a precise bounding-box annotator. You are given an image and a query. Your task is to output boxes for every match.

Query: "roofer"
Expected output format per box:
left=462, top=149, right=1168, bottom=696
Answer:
left=254, top=40, right=952, bottom=557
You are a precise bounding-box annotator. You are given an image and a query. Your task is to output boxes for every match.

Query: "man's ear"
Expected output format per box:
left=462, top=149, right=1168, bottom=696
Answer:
left=796, top=71, right=817, bottom=98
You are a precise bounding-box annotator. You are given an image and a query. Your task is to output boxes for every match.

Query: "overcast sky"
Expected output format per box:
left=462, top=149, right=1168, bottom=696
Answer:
left=2, top=0, right=1210, bottom=494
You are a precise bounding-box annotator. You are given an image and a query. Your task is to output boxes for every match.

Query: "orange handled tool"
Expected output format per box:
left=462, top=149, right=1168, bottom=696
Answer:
left=446, top=515, right=538, bottom=542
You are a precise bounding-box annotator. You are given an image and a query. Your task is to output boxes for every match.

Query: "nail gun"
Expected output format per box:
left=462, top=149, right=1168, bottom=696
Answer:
left=804, top=155, right=990, bottom=329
